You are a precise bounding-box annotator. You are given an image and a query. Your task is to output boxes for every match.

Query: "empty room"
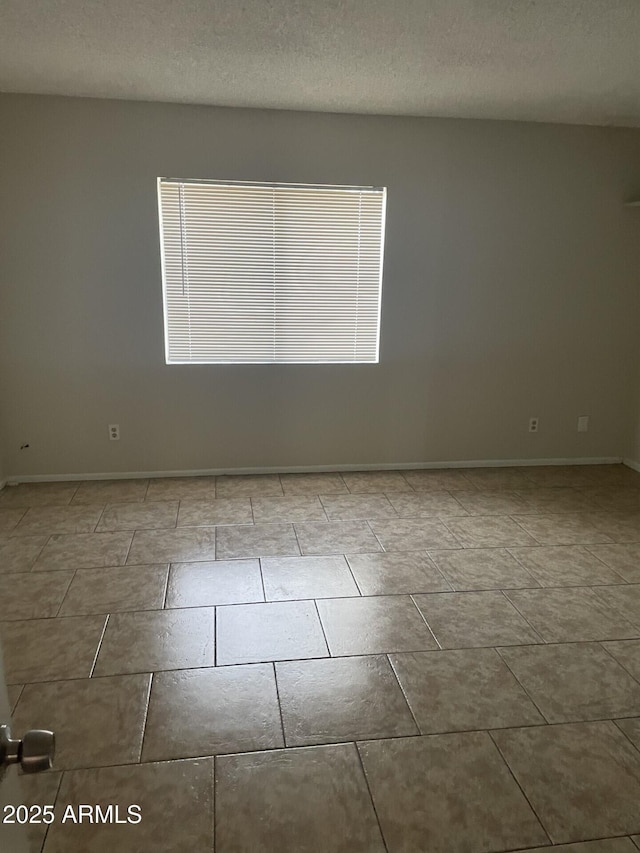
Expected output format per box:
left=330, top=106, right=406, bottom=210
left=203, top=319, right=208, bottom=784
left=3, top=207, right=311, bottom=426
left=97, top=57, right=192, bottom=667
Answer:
left=1, top=1, right=640, bottom=852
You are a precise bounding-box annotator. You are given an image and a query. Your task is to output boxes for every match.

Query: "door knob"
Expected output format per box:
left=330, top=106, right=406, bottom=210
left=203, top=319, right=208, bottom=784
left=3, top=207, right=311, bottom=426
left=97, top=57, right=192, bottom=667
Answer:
left=0, top=725, right=55, bottom=773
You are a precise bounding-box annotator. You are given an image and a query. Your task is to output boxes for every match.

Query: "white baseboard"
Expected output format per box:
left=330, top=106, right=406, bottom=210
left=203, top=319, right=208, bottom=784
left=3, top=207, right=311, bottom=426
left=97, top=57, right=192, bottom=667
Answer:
left=5, top=455, right=624, bottom=484
left=623, top=457, right=640, bottom=473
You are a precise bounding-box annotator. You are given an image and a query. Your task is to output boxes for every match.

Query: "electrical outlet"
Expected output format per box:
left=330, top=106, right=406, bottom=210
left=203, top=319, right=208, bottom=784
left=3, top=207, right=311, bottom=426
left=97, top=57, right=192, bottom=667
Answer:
left=577, top=416, right=589, bottom=433
left=529, top=417, right=539, bottom=433
left=108, top=424, right=120, bottom=441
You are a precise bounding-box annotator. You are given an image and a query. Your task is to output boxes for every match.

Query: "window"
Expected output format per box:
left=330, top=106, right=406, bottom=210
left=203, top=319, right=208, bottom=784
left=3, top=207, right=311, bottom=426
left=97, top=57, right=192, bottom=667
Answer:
left=158, top=179, right=386, bottom=363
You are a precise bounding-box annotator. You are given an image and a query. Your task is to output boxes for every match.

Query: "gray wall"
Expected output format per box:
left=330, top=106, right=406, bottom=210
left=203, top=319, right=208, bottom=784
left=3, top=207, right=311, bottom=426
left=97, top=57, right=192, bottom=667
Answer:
left=0, top=94, right=639, bottom=478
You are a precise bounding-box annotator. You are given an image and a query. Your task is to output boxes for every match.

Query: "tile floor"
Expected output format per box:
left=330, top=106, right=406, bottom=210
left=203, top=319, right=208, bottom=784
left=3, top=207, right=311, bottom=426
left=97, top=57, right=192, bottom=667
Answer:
left=2, top=465, right=640, bottom=851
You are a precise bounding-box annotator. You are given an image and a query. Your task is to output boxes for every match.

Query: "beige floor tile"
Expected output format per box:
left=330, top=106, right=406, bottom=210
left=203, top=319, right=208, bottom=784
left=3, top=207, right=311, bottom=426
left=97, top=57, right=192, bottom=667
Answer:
left=460, top=468, right=537, bottom=489
left=33, top=532, right=133, bottom=570
left=251, top=496, right=327, bottom=522
left=593, top=585, right=640, bottom=631
left=369, top=517, right=461, bottom=551
left=216, top=600, right=328, bottom=665
left=508, top=545, right=626, bottom=586
left=14, top=505, right=104, bottom=536
left=499, top=642, right=640, bottom=723
left=580, top=487, right=640, bottom=512
left=505, top=588, right=638, bottom=642
left=587, top=544, right=640, bottom=582
left=513, top=514, right=614, bottom=545
left=216, top=523, right=300, bottom=559
left=145, top=476, right=217, bottom=501
left=451, top=490, right=530, bottom=515
left=13, top=674, right=150, bottom=770
left=165, top=559, right=264, bottom=607
left=0, top=571, right=74, bottom=620
left=341, top=470, right=412, bottom=493
left=261, top=555, right=359, bottom=600
left=19, top=770, right=63, bottom=853
left=72, top=479, right=149, bottom=504
left=430, top=547, right=538, bottom=590
left=96, top=500, right=178, bottom=532
left=277, top=655, right=418, bottom=746
left=402, top=469, right=476, bottom=491
left=319, top=493, right=397, bottom=520
left=387, top=490, right=467, bottom=517
left=503, top=841, right=640, bottom=853
left=317, top=595, right=438, bottom=655
left=58, top=565, right=168, bottom=616
left=515, top=487, right=600, bottom=514
left=142, top=664, right=283, bottom=761
left=413, top=590, right=541, bottom=648
left=216, top=474, right=283, bottom=498
left=94, top=607, right=215, bottom=675
left=215, top=744, right=385, bottom=853
left=0, top=507, right=27, bottom=533
left=294, top=520, right=382, bottom=555
left=390, top=648, right=544, bottom=733
left=587, top=465, right=640, bottom=486
left=0, top=482, right=79, bottom=508
left=0, top=615, right=106, bottom=683
left=518, top=466, right=598, bottom=488
left=445, top=515, right=538, bottom=547
left=0, top=534, right=47, bottom=573
left=359, top=731, right=548, bottom=853
left=44, top=758, right=214, bottom=853
left=603, top=640, right=640, bottom=681
left=280, top=472, right=348, bottom=495
left=177, top=497, right=252, bottom=527
left=127, top=526, right=216, bottom=563
left=492, top=721, right=640, bottom=843
left=586, top=512, right=640, bottom=543
left=616, top=718, right=640, bottom=750
left=346, top=551, right=450, bottom=595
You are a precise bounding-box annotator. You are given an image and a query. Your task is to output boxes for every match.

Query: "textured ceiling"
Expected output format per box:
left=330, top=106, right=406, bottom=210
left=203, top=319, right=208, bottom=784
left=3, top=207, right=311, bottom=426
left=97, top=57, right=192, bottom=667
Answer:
left=0, top=0, right=639, bottom=126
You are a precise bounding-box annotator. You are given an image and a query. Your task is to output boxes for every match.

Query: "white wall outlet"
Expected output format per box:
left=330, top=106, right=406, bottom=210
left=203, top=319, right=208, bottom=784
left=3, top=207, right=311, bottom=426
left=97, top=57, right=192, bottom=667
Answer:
left=529, top=417, right=539, bottom=433
left=577, top=416, right=589, bottom=432
left=108, top=424, right=120, bottom=441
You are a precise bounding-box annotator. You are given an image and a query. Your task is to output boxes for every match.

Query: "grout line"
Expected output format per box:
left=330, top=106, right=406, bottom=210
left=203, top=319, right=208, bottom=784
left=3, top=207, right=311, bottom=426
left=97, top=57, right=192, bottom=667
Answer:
left=161, top=564, right=171, bottom=609
left=353, top=742, right=390, bottom=853
left=290, top=522, right=304, bottom=557
left=53, top=568, right=78, bottom=617
left=385, top=653, right=421, bottom=734
left=313, top=599, right=331, bottom=657
left=40, top=768, right=64, bottom=852
left=409, top=594, right=442, bottom=649
left=493, top=646, right=553, bottom=723
left=89, top=614, right=110, bottom=677
left=257, top=558, right=267, bottom=602
left=422, top=551, right=454, bottom=591
left=137, top=672, right=154, bottom=764
left=599, top=640, right=640, bottom=688
left=342, top=554, right=364, bottom=596
left=611, top=718, right=640, bottom=757
left=487, top=729, right=553, bottom=847
left=497, top=589, right=547, bottom=644
left=8, top=683, right=24, bottom=714
left=122, top=530, right=135, bottom=566
left=271, top=661, right=288, bottom=748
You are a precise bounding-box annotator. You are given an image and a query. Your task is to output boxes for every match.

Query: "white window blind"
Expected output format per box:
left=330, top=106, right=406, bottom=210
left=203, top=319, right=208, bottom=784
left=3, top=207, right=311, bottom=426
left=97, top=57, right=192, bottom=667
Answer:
left=158, top=179, right=386, bottom=363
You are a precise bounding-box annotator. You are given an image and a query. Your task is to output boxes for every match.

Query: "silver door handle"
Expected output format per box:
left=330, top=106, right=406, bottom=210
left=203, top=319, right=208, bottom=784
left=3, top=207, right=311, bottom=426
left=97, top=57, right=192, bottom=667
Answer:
left=0, top=725, right=55, bottom=774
